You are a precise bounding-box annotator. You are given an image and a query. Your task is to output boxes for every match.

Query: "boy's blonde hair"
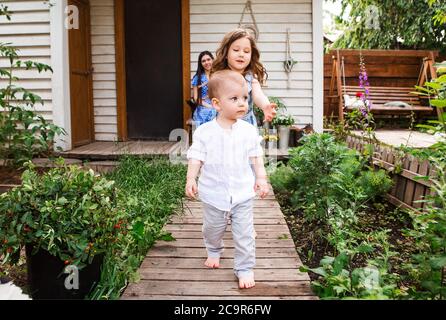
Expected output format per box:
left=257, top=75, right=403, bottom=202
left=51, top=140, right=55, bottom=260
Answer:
left=212, top=28, right=267, bottom=85
left=208, top=70, right=247, bottom=100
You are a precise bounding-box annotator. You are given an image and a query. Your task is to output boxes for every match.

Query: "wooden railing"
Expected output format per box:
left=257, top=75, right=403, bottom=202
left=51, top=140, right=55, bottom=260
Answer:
left=345, top=134, right=436, bottom=213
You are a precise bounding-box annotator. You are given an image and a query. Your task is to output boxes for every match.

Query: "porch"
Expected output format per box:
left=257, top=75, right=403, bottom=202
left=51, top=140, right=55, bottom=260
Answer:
left=59, top=141, right=182, bottom=160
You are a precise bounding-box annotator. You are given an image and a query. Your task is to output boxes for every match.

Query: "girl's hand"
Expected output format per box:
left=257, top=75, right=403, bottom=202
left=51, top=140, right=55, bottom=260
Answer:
left=263, top=103, right=277, bottom=122
left=254, top=178, right=269, bottom=199
left=185, top=178, right=198, bottom=199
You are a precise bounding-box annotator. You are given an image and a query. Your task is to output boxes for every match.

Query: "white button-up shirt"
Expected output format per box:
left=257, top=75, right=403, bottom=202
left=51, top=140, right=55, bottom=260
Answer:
left=187, top=119, right=264, bottom=211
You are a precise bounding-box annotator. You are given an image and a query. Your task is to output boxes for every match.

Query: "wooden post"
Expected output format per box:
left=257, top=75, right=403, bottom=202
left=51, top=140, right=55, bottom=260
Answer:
left=428, top=51, right=443, bottom=122
left=328, top=55, right=337, bottom=118
left=335, top=50, right=344, bottom=121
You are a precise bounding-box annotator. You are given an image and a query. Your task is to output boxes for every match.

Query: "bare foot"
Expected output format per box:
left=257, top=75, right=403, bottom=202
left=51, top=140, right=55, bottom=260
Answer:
left=239, top=275, right=255, bottom=289
left=204, top=257, right=220, bottom=268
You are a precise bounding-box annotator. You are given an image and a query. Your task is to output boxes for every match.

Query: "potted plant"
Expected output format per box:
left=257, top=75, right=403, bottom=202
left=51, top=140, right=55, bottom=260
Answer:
left=263, top=134, right=278, bottom=150
left=254, top=96, right=287, bottom=126
left=272, top=114, right=295, bottom=151
left=0, top=159, right=126, bottom=299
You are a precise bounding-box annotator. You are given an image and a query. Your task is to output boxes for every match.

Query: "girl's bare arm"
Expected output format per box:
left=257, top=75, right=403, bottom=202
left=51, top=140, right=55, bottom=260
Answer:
left=193, top=86, right=198, bottom=102
left=251, top=78, right=277, bottom=122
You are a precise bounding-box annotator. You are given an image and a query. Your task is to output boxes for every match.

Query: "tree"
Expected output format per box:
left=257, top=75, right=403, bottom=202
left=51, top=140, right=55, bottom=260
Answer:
left=330, top=0, right=446, bottom=53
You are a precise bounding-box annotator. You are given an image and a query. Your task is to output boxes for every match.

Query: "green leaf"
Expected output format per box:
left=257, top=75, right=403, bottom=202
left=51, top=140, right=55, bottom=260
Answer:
left=357, top=243, right=374, bottom=253
left=131, top=221, right=144, bottom=240
left=429, top=256, right=446, bottom=269
left=159, top=233, right=175, bottom=242
left=57, top=197, right=68, bottom=205
left=429, top=100, right=446, bottom=108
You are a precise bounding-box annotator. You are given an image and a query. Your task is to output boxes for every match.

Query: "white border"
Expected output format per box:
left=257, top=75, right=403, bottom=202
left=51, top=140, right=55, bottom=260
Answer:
left=312, top=0, right=324, bottom=133
left=50, top=0, right=72, bottom=151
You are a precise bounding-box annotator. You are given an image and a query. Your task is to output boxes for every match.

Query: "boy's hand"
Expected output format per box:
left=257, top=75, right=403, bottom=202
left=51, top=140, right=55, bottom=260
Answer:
left=185, top=178, right=198, bottom=199
left=263, top=103, right=277, bottom=122
left=254, top=178, right=269, bottom=199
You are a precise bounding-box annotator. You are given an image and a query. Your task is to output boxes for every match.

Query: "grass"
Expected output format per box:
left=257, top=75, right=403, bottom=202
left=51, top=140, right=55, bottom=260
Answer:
left=88, top=156, right=186, bottom=300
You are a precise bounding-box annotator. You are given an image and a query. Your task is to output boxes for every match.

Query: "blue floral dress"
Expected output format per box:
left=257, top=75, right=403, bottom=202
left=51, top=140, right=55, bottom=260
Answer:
left=241, top=72, right=258, bottom=127
left=191, top=74, right=217, bottom=126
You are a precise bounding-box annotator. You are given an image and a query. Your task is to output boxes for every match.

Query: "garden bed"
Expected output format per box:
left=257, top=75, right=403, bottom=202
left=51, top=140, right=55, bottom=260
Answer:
left=270, top=132, right=446, bottom=299
left=275, top=192, right=416, bottom=287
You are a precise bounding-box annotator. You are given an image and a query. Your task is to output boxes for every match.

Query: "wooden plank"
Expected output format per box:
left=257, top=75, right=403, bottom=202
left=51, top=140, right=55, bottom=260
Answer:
left=413, top=160, right=430, bottom=209
left=165, top=224, right=290, bottom=232
left=185, top=201, right=281, bottom=209
left=146, top=246, right=298, bottom=258
left=169, top=217, right=287, bottom=225
left=141, top=257, right=302, bottom=269
left=176, top=210, right=283, bottom=219
left=122, top=295, right=318, bottom=300
left=122, top=280, right=315, bottom=297
left=386, top=194, right=420, bottom=214
left=138, top=268, right=309, bottom=281
left=395, top=156, right=410, bottom=201
left=115, top=0, right=127, bottom=141
left=155, top=238, right=296, bottom=248
left=404, top=155, right=419, bottom=206
left=330, top=49, right=438, bottom=58
left=169, top=231, right=293, bottom=240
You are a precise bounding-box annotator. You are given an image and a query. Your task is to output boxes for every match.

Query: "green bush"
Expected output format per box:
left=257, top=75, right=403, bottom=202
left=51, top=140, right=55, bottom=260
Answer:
left=274, top=133, right=392, bottom=222
left=0, top=160, right=124, bottom=268
left=404, top=156, right=446, bottom=299
left=271, top=133, right=400, bottom=299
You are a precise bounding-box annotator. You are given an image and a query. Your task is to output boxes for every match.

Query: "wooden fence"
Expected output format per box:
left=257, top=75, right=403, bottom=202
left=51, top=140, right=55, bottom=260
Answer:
left=345, top=135, right=436, bottom=213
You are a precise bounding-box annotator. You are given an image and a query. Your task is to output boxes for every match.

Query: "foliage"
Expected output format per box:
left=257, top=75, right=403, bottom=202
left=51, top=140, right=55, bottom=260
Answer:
left=301, top=251, right=403, bottom=299
left=429, top=0, right=446, bottom=26
left=330, top=0, right=446, bottom=53
left=413, top=74, right=446, bottom=134
left=254, top=96, right=287, bottom=124
left=404, top=155, right=446, bottom=299
left=0, top=160, right=125, bottom=269
left=0, top=11, right=65, bottom=167
left=271, top=133, right=401, bottom=299
left=272, top=114, right=295, bottom=127
left=88, top=156, right=186, bottom=300
left=274, top=133, right=392, bottom=222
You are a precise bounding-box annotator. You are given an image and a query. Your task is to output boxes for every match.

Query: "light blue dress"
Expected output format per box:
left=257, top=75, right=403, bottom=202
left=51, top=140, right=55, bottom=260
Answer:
left=191, top=74, right=217, bottom=127
left=241, top=72, right=258, bottom=127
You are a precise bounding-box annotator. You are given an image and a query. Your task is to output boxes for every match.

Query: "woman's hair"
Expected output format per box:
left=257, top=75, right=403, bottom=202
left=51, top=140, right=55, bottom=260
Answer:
left=212, top=28, right=267, bottom=85
left=193, top=51, right=214, bottom=105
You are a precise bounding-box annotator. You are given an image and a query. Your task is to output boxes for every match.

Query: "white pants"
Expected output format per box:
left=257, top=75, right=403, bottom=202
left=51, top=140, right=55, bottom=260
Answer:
left=202, top=199, right=255, bottom=279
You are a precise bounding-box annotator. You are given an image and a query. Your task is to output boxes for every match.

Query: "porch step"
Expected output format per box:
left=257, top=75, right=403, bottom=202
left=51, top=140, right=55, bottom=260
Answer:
left=58, top=141, right=181, bottom=161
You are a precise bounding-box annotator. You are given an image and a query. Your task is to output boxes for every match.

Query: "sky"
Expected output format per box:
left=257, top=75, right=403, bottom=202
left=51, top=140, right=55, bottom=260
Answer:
left=323, top=0, right=348, bottom=41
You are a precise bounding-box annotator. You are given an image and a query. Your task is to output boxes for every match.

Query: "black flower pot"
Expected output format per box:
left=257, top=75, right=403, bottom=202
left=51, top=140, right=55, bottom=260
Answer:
left=25, top=244, right=103, bottom=300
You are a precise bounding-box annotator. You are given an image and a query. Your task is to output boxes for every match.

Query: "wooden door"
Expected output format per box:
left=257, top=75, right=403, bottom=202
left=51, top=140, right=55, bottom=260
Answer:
left=124, top=0, right=183, bottom=140
left=68, top=0, right=94, bottom=147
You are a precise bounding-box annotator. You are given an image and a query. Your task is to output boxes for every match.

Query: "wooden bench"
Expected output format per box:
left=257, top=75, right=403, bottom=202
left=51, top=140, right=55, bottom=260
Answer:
left=343, top=85, right=432, bottom=115
left=326, top=49, right=441, bottom=121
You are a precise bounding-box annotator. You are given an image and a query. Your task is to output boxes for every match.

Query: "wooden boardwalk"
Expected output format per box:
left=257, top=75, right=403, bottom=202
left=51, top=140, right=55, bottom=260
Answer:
left=121, top=189, right=317, bottom=300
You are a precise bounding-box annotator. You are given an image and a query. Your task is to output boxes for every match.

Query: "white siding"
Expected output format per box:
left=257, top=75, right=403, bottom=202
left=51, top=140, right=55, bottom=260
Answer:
left=0, top=0, right=53, bottom=120
left=90, top=0, right=117, bottom=141
left=190, top=0, right=314, bottom=125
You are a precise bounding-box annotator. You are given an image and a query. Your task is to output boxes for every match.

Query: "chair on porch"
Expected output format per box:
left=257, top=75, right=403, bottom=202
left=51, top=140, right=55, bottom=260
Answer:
left=327, top=49, right=441, bottom=122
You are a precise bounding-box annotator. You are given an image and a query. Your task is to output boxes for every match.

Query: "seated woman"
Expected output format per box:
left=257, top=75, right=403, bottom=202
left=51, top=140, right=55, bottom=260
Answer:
left=191, top=51, right=217, bottom=127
